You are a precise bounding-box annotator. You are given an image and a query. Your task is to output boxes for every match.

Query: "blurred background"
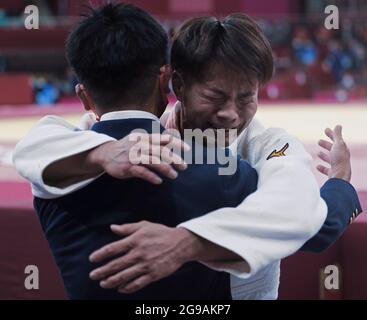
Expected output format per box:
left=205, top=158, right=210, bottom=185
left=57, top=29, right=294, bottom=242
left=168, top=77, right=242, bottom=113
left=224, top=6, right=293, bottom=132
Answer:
left=0, top=0, right=366, bottom=300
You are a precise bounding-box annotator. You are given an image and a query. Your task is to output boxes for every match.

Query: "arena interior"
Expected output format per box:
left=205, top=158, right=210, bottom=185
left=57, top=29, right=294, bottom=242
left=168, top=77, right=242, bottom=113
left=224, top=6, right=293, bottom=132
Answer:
left=0, top=0, right=366, bottom=300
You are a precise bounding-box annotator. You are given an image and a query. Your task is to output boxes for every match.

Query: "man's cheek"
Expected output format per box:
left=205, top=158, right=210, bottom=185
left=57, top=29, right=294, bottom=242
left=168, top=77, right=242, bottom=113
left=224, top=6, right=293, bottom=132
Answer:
left=192, top=112, right=206, bottom=126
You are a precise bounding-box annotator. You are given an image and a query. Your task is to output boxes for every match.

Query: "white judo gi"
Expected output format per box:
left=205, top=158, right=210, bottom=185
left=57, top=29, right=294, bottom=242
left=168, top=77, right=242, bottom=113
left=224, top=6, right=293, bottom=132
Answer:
left=13, top=108, right=327, bottom=299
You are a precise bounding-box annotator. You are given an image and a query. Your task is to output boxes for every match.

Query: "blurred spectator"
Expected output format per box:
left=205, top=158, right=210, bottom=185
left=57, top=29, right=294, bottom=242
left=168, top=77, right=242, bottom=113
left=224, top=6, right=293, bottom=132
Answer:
left=33, top=76, right=60, bottom=105
left=260, top=17, right=367, bottom=100
left=324, top=40, right=353, bottom=83
left=0, top=1, right=366, bottom=102
left=292, top=27, right=318, bottom=66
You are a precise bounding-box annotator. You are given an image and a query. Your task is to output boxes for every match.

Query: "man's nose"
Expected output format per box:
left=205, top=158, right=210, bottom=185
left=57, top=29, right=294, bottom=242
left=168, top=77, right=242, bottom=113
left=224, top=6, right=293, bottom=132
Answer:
left=216, top=104, right=240, bottom=127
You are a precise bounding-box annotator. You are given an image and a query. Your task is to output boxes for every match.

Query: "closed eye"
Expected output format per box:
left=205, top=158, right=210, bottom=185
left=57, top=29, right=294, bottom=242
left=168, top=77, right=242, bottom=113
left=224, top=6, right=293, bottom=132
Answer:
left=238, top=99, right=253, bottom=105
left=203, top=95, right=226, bottom=104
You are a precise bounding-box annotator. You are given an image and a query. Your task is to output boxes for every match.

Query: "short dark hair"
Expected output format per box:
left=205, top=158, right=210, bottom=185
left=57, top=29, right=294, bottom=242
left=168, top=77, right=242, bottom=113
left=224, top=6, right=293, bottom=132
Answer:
left=171, top=14, right=274, bottom=86
left=66, top=2, right=168, bottom=109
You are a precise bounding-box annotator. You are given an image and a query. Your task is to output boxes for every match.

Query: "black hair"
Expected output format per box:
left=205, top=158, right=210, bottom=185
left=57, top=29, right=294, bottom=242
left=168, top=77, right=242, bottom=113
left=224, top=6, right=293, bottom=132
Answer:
left=171, top=14, right=274, bottom=86
left=66, top=2, right=168, bottom=109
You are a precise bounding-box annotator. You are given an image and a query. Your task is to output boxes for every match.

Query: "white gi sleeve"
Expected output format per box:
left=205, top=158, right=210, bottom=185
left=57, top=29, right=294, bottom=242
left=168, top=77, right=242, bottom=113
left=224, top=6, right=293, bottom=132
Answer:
left=178, top=118, right=327, bottom=279
left=12, top=115, right=115, bottom=199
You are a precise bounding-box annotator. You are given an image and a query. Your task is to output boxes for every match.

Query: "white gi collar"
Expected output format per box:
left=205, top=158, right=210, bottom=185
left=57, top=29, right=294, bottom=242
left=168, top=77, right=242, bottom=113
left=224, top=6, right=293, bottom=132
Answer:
left=100, top=110, right=159, bottom=122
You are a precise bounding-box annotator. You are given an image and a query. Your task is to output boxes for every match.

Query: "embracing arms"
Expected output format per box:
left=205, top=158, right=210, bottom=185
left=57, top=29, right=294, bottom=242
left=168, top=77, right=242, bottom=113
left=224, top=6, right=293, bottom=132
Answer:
left=13, top=115, right=361, bottom=292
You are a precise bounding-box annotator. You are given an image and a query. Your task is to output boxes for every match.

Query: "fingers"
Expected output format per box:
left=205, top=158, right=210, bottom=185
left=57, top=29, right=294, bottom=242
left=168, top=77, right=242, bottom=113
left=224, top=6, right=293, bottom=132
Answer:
left=159, top=135, right=190, bottom=152
left=110, top=222, right=144, bottom=236
left=333, top=125, right=343, bottom=141
left=89, top=235, right=133, bottom=263
left=90, top=252, right=137, bottom=282
left=324, top=125, right=344, bottom=143
left=324, top=128, right=334, bottom=142
left=118, top=274, right=154, bottom=293
left=322, top=125, right=348, bottom=153
left=129, top=135, right=188, bottom=174
left=128, top=155, right=179, bottom=183
left=129, top=157, right=179, bottom=180
left=159, top=146, right=187, bottom=170
left=129, top=165, right=163, bottom=184
left=144, top=163, right=178, bottom=179
left=319, top=125, right=351, bottom=181
left=141, top=144, right=187, bottom=169
left=130, top=152, right=164, bottom=165
left=318, top=151, right=331, bottom=164
left=100, top=264, right=145, bottom=289
left=129, top=133, right=190, bottom=153
left=317, top=150, right=331, bottom=178
left=317, top=165, right=330, bottom=177
left=318, top=139, right=333, bottom=151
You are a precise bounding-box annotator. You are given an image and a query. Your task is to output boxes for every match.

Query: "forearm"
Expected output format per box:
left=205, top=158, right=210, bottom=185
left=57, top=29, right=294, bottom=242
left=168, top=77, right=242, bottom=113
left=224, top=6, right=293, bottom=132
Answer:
left=174, top=227, right=252, bottom=277
left=13, top=115, right=114, bottom=198
left=43, top=145, right=105, bottom=188
left=177, top=228, right=242, bottom=263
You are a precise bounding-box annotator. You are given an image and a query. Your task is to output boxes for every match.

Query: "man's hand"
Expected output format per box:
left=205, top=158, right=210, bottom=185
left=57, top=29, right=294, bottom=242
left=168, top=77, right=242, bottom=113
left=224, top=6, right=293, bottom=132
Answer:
left=317, top=125, right=351, bottom=182
left=88, top=221, right=242, bottom=293
left=88, top=221, right=197, bottom=293
left=86, top=133, right=190, bottom=185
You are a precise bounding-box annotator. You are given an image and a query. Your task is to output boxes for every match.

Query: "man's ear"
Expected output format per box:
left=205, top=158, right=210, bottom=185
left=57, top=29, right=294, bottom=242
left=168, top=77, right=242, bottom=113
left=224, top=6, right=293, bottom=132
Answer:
left=155, top=65, right=171, bottom=117
left=159, top=65, right=171, bottom=94
left=75, top=84, right=96, bottom=113
left=171, top=71, right=184, bottom=102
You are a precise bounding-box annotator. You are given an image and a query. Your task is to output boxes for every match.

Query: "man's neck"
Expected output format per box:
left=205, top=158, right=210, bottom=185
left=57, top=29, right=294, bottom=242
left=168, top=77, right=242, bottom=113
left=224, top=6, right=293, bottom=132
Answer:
left=97, top=96, right=158, bottom=118
left=99, top=105, right=155, bottom=116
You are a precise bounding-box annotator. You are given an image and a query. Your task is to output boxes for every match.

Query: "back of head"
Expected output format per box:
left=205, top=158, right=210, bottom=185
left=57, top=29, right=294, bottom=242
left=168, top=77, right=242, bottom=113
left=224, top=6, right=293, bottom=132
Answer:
left=171, top=13, right=274, bottom=86
left=66, top=2, right=168, bottom=110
